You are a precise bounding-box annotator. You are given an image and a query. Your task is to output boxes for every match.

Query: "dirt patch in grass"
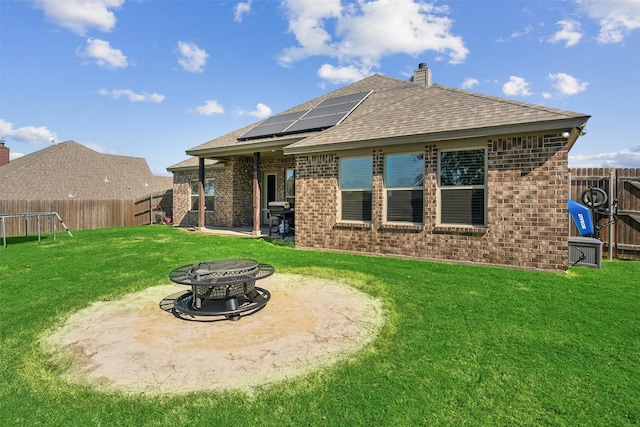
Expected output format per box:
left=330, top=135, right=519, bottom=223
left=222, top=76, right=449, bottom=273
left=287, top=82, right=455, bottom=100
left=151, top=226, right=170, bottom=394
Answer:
left=41, top=274, right=384, bottom=395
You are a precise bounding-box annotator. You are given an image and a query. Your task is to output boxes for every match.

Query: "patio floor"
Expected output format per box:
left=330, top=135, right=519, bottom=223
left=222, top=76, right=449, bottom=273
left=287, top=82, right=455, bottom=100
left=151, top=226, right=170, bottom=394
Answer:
left=182, top=225, right=294, bottom=241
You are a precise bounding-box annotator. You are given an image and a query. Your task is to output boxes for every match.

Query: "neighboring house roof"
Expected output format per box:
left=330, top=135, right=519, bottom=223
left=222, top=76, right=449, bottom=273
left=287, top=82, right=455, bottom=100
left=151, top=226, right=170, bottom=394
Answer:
left=166, top=157, right=222, bottom=173
left=0, top=140, right=172, bottom=200
left=186, top=73, right=590, bottom=159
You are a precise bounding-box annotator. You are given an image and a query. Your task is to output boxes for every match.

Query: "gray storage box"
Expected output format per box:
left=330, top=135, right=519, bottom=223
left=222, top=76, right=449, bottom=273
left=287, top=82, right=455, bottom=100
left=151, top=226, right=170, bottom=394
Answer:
left=569, top=236, right=603, bottom=268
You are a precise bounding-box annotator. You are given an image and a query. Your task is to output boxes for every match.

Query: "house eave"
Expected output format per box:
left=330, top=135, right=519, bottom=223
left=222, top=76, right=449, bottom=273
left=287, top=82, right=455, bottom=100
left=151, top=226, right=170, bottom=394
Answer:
left=283, top=117, right=591, bottom=155
left=186, top=136, right=307, bottom=160
left=166, top=162, right=225, bottom=173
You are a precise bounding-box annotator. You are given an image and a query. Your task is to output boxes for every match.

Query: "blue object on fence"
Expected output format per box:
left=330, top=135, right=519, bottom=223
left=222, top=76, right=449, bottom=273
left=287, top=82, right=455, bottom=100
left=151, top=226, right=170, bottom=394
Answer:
left=568, top=199, right=594, bottom=237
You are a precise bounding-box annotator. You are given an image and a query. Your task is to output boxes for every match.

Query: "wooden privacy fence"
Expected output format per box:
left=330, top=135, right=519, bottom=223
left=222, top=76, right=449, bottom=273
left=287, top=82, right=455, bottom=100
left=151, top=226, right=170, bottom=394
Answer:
left=0, top=190, right=172, bottom=238
left=569, top=168, right=640, bottom=260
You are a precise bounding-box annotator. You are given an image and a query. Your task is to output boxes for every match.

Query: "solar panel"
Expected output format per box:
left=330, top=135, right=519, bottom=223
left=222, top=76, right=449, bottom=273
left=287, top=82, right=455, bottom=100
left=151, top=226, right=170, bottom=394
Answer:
left=262, top=110, right=309, bottom=125
left=285, top=114, right=346, bottom=133
left=301, top=103, right=354, bottom=119
left=238, top=110, right=309, bottom=140
left=314, top=91, right=371, bottom=108
left=238, top=90, right=371, bottom=140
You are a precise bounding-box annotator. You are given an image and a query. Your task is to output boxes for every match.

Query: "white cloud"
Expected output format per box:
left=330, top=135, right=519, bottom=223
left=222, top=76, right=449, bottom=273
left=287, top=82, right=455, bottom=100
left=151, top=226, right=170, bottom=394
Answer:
left=461, top=77, right=479, bottom=90
left=235, top=103, right=272, bottom=118
left=508, top=24, right=533, bottom=40
left=338, top=1, right=468, bottom=63
left=503, top=76, right=532, bottom=97
left=247, top=103, right=272, bottom=118
left=496, top=23, right=542, bottom=43
left=278, top=0, right=341, bottom=65
left=577, top=0, right=640, bottom=43
left=234, top=0, right=252, bottom=23
left=0, top=119, right=58, bottom=144
left=83, top=142, right=106, bottom=153
left=195, top=100, right=225, bottom=116
left=80, top=38, right=128, bottom=69
left=569, top=145, right=640, bottom=168
left=99, top=89, right=165, bottom=102
left=548, top=72, right=588, bottom=95
left=9, top=152, right=25, bottom=161
left=34, top=0, right=124, bottom=35
left=279, top=0, right=469, bottom=82
left=549, top=20, right=583, bottom=47
left=318, top=63, right=370, bottom=84
left=177, top=41, right=209, bottom=73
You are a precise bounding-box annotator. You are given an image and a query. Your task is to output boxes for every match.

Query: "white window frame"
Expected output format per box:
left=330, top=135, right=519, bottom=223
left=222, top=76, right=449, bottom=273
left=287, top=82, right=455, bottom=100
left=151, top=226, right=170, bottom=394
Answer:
left=437, top=147, right=487, bottom=227
left=190, top=178, right=215, bottom=211
left=384, top=152, right=424, bottom=224
left=285, top=168, right=295, bottom=208
left=339, top=156, right=373, bottom=223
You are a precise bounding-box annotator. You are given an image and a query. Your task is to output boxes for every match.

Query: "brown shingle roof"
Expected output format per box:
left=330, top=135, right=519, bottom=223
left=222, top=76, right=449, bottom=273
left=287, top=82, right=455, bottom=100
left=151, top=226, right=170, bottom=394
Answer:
left=0, top=141, right=172, bottom=200
left=186, top=74, right=413, bottom=157
left=185, top=73, right=590, bottom=158
left=286, top=83, right=590, bottom=153
left=166, top=157, right=222, bottom=172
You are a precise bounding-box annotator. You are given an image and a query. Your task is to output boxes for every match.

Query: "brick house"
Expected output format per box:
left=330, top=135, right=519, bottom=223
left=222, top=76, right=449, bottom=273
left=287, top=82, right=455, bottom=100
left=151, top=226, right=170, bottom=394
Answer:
left=170, top=64, right=590, bottom=271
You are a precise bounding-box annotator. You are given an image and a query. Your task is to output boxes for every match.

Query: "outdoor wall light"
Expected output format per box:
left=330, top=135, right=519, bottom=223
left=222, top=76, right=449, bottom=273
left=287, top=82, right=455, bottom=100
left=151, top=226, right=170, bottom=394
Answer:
left=561, top=131, right=571, bottom=138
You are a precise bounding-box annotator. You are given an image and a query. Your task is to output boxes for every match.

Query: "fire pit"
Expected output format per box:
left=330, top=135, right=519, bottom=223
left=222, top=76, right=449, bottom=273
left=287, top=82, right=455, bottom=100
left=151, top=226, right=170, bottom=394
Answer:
left=169, top=258, right=273, bottom=321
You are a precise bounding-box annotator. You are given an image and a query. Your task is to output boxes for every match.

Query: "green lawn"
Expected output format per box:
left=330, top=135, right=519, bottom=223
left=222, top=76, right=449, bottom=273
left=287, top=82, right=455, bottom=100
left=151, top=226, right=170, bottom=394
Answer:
left=0, top=226, right=638, bottom=426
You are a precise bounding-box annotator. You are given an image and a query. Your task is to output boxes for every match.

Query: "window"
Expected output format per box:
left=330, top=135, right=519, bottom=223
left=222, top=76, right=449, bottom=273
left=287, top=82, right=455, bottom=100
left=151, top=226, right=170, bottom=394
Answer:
left=439, top=149, right=486, bottom=226
left=190, top=179, right=214, bottom=211
left=339, top=156, right=372, bottom=222
left=385, top=153, right=424, bottom=223
left=285, top=169, right=295, bottom=207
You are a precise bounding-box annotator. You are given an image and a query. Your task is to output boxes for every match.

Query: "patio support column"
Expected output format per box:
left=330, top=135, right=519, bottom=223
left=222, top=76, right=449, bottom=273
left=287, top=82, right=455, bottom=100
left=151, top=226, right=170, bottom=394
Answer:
left=198, top=157, right=205, bottom=230
left=253, top=152, right=261, bottom=236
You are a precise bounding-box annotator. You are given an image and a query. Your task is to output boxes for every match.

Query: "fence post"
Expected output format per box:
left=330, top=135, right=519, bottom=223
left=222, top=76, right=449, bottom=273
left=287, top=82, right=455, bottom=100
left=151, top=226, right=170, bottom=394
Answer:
left=609, top=170, right=615, bottom=260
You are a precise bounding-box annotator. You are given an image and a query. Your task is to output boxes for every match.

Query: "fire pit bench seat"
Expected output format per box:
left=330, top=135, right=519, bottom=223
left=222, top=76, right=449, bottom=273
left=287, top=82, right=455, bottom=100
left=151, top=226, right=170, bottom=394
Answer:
left=169, top=258, right=274, bottom=321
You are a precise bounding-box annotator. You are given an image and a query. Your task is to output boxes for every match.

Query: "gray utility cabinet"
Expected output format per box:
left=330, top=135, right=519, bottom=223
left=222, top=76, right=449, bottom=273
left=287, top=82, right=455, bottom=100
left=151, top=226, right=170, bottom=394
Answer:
left=569, top=236, right=603, bottom=268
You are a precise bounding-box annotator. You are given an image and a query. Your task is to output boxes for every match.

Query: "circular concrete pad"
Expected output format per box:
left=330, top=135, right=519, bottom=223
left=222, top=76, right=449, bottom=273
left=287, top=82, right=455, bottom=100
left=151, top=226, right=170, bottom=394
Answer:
left=41, top=274, right=384, bottom=395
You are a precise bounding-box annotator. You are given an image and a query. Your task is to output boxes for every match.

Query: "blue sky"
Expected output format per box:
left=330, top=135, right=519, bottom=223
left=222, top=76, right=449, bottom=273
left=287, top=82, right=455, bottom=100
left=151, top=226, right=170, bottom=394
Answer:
left=1, top=0, right=639, bottom=176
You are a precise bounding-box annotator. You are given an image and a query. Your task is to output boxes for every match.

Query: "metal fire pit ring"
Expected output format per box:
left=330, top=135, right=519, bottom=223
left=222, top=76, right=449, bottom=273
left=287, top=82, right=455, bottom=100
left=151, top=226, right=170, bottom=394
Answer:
left=169, top=258, right=274, bottom=321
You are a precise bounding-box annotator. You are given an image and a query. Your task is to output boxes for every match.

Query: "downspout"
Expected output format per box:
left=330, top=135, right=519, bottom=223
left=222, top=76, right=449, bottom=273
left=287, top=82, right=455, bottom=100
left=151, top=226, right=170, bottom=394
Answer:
left=253, top=152, right=261, bottom=236
left=198, top=157, right=205, bottom=230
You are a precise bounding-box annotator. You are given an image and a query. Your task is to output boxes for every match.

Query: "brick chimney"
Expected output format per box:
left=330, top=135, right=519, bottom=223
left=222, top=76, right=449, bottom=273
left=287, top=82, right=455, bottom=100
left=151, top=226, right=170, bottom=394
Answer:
left=0, top=140, right=9, bottom=166
left=413, top=62, right=432, bottom=86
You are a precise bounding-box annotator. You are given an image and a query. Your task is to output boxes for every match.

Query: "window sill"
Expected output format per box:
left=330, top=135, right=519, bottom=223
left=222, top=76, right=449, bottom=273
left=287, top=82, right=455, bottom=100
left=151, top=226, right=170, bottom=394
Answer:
left=433, top=226, right=487, bottom=236
left=379, top=223, right=424, bottom=232
left=334, top=222, right=372, bottom=230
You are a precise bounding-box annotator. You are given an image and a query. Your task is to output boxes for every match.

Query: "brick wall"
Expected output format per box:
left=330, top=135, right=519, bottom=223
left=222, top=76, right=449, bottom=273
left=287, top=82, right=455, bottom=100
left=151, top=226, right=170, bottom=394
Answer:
left=295, top=132, right=570, bottom=271
left=172, top=164, right=232, bottom=227
left=172, top=156, right=296, bottom=228
left=231, top=157, right=254, bottom=226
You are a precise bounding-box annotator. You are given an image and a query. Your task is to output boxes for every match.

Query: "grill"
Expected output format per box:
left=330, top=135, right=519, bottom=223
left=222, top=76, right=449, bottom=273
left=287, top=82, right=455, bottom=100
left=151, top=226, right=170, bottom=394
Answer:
left=268, top=201, right=294, bottom=237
